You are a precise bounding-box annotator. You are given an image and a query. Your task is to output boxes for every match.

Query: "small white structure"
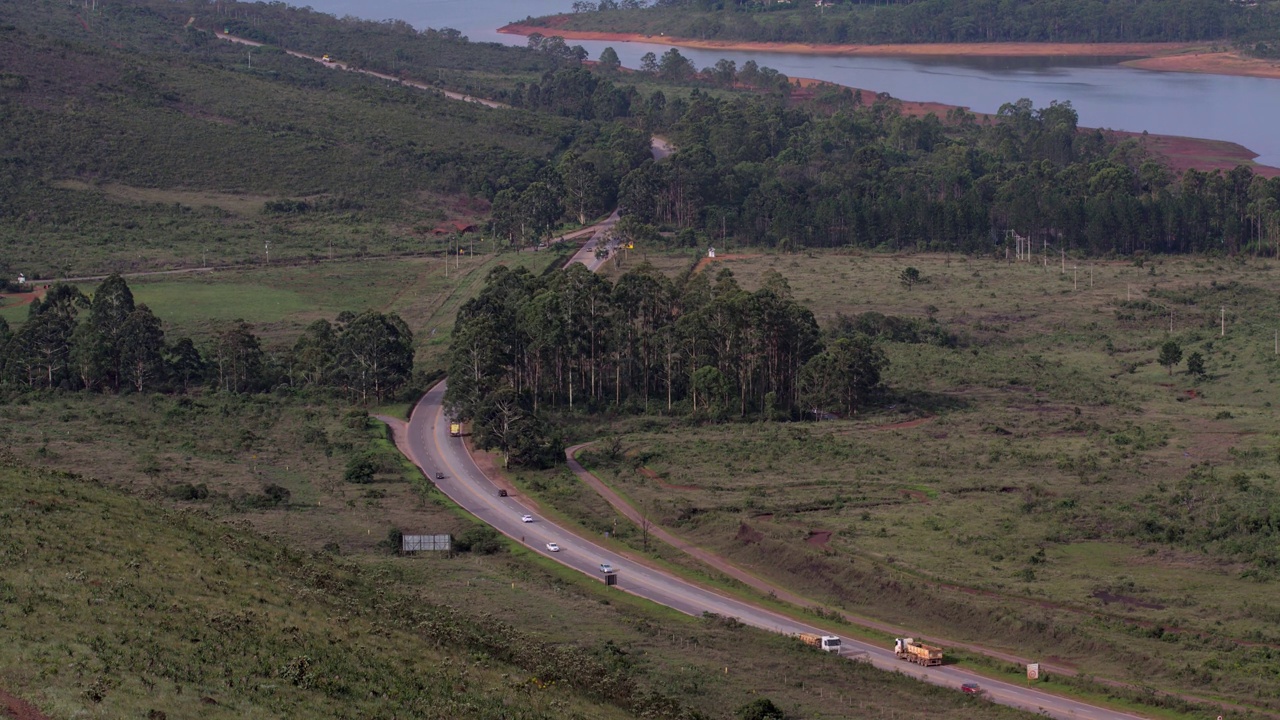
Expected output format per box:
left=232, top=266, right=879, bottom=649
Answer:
left=17, top=273, right=26, bottom=285
left=708, top=247, right=716, bottom=258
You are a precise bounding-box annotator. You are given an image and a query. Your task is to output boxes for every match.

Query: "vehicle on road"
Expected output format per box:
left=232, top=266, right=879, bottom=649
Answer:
left=546, top=542, right=560, bottom=552
left=435, top=471, right=444, bottom=479
left=321, top=54, right=333, bottom=62
left=797, top=633, right=842, bottom=653
left=961, top=683, right=983, bottom=695
left=599, top=563, right=614, bottom=573
left=449, top=421, right=461, bottom=437
left=498, top=489, right=508, bottom=497
left=894, top=638, right=944, bottom=666
left=522, top=514, right=534, bottom=523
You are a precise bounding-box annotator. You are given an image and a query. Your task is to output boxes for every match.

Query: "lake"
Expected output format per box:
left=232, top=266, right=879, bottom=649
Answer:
left=299, top=0, right=1280, bottom=167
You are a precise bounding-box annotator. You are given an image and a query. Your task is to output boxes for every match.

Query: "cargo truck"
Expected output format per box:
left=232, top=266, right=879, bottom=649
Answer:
left=449, top=421, right=461, bottom=437
left=894, top=638, right=944, bottom=666
left=797, top=633, right=842, bottom=653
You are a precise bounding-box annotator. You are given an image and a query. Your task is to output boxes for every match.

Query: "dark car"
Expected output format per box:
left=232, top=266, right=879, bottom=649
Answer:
left=498, top=489, right=508, bottom=497
left=961, top=683, right=983, bottom=695
left=435, top=471, right=444, bottom=479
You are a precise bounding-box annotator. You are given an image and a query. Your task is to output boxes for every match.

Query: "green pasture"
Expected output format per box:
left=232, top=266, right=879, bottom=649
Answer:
left=567, top=250, right=1280, bottom=713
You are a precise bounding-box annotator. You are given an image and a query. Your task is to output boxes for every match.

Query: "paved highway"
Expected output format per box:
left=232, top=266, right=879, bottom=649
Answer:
left=394, top=382, right=1153, bottom=720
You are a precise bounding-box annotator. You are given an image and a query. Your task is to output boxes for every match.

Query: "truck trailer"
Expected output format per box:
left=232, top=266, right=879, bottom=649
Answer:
left=797, top=633, right=842, bottom=653
left=449, top=421, right=461, bottom=437
left=894, top=638, right=944, bottom=666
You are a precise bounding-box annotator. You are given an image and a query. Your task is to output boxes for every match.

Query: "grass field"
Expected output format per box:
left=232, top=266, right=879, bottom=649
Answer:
left=561, top=250, right=1280, bottom=713
left=0, top=399, right=1042, bottom=720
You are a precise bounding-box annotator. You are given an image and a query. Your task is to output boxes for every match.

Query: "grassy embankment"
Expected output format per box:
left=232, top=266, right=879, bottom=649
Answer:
left=528, top=250, right=1280, bottom=715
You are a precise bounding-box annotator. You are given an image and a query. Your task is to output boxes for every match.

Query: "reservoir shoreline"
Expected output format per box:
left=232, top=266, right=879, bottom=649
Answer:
left=499, top=23, right=1280, bottom=81
left=500, top=23, right=1280, bottom=176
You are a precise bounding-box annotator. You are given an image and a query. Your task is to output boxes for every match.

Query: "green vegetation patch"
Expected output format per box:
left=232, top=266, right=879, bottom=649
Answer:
left=0, top=458, right=638, bottom=720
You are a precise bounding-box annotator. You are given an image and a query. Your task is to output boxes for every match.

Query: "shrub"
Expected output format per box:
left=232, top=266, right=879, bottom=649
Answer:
left=454, top=526, right=502, bottom=554
left=344, top=453, right=377, bottom=484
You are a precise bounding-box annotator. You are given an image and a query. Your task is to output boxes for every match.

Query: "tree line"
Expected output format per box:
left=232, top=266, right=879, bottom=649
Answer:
left=568, top=0, right=1280, bottom=45
left=444, top=263, right=890, bottom=466
left=600, top=91, right=1280, bottom=257
left=0, top=276, right=415, bottom=402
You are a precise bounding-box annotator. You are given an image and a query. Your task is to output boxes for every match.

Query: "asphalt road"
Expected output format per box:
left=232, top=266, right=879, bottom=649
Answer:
left=398, top=382, right=1153, bottom=720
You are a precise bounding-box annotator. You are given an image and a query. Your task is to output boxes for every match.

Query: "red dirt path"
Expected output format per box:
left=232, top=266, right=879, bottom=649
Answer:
left=0, top=688, right=50, bottom=720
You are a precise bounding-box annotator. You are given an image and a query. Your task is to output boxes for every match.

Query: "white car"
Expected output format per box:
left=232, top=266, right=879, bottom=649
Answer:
left=546, top=542, right=560, bottom=552
left=522, top=514, right=534, bottom=523
left=599, top=563, right=614, bottom=573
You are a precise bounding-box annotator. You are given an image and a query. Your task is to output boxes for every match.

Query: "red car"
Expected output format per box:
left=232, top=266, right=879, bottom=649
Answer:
left=961, top=683, right=983, bottom=695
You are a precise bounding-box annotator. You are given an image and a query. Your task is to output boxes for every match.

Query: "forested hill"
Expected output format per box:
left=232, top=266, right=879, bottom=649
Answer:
left=531, top=0, right=1280, bottom=45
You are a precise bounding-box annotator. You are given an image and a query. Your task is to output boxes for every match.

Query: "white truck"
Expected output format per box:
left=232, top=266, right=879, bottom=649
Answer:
left=797, top=633, right=842, bottom=653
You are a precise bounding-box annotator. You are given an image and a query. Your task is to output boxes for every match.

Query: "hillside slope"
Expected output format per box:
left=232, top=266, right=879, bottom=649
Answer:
left=0, top=457, right=657, bottom=719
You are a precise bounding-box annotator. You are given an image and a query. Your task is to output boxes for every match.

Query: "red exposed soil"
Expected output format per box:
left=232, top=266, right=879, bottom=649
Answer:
left=500, top=23, right=1198, bottom=60
left=692, top=252, right=765, bottom=275
left=0, top=287, right=47, bottom=313
left=805, top=529, right=833, bottom=547
left=0, top=688, right=51, bottom=720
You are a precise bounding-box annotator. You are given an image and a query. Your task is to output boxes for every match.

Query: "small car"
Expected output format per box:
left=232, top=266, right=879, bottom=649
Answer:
left=521, top=514, right=534, bottom=523
left=961, top=683, right=982, bottom=695
left=498, top=489, right=508, bottom=497
left=599, top=563, right=614, bottom=573
left=546, top=542, right=560, bottom=552
left=435, top=471, right=444, bottom=479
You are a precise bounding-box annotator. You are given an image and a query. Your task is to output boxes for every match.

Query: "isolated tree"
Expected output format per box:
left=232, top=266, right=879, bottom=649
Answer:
left=1158, top=339, right=1183, bottom=376
left=597, top=46, right=621, bottom=73
left=87, top=273, right=136, bottom=390
left=899, top=266, right=922, bottom=289
left=1186, top=350, right=1206, bottom=379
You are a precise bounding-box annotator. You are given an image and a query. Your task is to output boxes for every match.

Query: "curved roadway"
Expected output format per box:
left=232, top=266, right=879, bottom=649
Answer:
left=395, top=382, right=1151, bottom=720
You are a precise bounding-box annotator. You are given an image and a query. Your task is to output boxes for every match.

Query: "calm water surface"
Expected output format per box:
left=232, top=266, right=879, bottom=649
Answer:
left=302, top=0, right=1280, bottom=166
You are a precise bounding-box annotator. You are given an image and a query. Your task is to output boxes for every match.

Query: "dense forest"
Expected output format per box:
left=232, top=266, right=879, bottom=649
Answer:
left=550, top=0, right=1280, bottom=45
left=633, top=92, right=1280, bottom=255
left=0, top=275, right=416, bottom=402
left=445, top=262, right=911, bottom=466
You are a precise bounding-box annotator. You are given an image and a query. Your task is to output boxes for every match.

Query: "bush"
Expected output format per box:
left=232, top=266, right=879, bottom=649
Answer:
left=263, top=484, right=291, bottom=505
left=166, top=482, right=209, bottom=501
left=344, top=453, right=377, bottom=484
left=454, top=526, right=502, bottom=554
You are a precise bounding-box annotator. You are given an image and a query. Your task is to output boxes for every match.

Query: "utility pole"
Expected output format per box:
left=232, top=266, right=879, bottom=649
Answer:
left=1170, top=308, right=1173, bottom=333
left=1221, top=306, right=1225, bottom=336
left=264, top=240, right=269, bottom=264
left=247, top=50, right=252, bottom=69
left=1090, top=265, right=1093, bottom=288
left=1061, top=248, right=1065, bottom=273
left=1073, top=265, right=1078, bottom=290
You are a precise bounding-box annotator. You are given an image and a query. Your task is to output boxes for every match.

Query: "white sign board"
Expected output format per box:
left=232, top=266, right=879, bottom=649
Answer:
left=1027, top=663, right=1040, bottom=680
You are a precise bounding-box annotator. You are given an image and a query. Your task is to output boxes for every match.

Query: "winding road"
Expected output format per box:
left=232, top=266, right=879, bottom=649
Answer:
left=382, top=383, right=1153, bottom=720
